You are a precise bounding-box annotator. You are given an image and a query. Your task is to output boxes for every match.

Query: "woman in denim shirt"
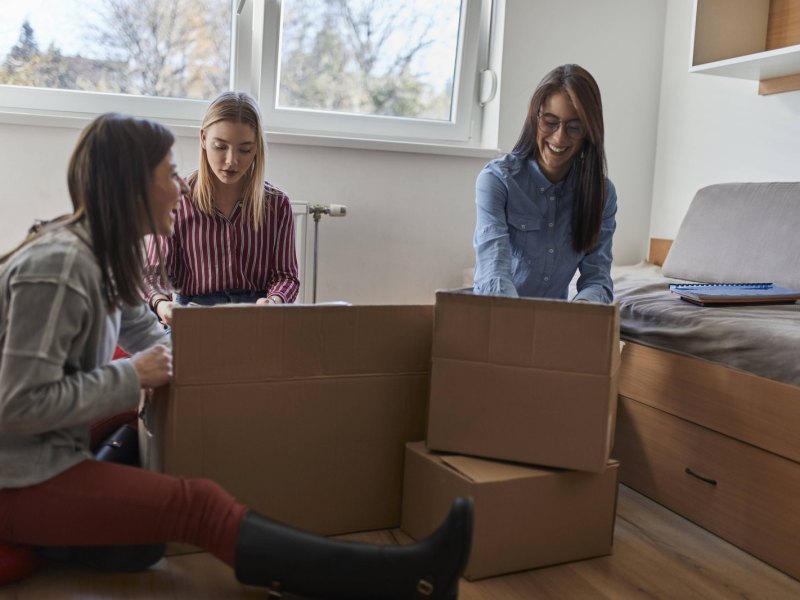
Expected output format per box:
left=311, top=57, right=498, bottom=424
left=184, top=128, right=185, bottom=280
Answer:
left=473, top=64, right=616, bottom=303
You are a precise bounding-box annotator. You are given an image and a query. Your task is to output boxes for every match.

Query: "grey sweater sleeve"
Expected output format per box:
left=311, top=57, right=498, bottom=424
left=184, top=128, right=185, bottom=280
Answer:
left=0, top=245, right=141, bottom=436
left=118, top=301, right=171, bottom=354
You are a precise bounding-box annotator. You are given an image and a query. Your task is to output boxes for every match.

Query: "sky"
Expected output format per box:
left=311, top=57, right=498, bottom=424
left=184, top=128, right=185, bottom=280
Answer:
left=0, top=0, right=103, bottom=58
left=1, top=0, right=461, bottom=73
left=0, top=0, right=462, bottom=97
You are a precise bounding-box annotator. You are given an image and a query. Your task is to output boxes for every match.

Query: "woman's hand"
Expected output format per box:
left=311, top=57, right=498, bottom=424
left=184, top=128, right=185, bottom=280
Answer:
left=156, top=300, right=176, bottom=325
left=256, top=295, right=284, bottom=306
left=130, top=344, right=173, bottom=388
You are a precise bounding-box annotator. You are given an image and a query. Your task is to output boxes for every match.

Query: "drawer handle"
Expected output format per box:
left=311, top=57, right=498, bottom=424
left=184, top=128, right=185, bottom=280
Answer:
left=685, top=467, right=717, bottom=486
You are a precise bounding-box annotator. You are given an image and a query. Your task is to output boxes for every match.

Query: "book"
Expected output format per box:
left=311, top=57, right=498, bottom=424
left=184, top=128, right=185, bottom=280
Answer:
left=669, top=282, right=800, bottom=306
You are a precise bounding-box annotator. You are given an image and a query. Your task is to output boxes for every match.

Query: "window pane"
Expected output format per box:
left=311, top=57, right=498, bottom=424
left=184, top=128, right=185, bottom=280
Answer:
left=278, top=0, right=462, bottom=121
left=0, top=0, right=232, bottom=100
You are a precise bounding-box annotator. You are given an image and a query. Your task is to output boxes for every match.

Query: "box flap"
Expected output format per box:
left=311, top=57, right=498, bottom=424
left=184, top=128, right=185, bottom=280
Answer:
left=433, top=290, right=619, bottom=375
left=440, top=454, right=559, bottom=483
left=172, top=304, right=433, bottom=385
left=427, top=358, right=618, bottom=472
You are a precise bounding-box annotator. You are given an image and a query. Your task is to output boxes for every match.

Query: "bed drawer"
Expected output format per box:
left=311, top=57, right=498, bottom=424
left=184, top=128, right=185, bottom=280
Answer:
left=614, top=395, right=800, bottom=580
left=619, top=342, right=800, bottom=463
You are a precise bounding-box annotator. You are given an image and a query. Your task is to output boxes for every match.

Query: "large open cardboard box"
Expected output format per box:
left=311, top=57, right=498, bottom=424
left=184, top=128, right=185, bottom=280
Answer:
left=401, top=442, right=619, bottom=580
left=141, top=304, right=432, bottom=536
left=426, top=291, right=620, bottom=472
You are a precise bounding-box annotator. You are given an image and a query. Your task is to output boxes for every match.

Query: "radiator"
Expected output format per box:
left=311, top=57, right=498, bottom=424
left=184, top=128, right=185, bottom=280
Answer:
left=291, top=201, right=308, bottom=303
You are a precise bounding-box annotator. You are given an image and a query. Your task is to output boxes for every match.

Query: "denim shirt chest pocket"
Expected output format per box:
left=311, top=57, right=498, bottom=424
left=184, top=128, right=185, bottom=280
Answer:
left=506, top=212, right=542, bottom=257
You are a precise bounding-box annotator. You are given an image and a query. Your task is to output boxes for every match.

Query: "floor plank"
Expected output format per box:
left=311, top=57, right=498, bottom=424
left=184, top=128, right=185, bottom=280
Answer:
left=2, top=485, right=798, bottom=599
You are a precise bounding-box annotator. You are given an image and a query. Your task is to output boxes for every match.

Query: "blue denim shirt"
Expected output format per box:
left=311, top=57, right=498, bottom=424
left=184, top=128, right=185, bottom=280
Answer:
left=473, top=153, right=617, bottom=303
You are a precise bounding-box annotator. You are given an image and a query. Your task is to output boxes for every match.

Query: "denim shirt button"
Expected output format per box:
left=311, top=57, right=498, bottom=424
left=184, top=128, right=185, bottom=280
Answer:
left=520, top=224, right=527, bottom=230
left=548, top=248, right=554, bottom=254
left=544, top=276, right=550, bottom=282
left=548, top=222, right=554, bottom=228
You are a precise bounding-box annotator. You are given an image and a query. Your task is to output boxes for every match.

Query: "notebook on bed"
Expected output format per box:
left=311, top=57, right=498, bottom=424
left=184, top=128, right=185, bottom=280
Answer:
left=669, top=283, right=800, bottom=306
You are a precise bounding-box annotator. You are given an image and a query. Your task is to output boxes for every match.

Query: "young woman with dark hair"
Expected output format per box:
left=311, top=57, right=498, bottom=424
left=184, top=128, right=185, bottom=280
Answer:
left=0, top=113, right=473, bottom=598
left=473, top=64, right=617, bottom=303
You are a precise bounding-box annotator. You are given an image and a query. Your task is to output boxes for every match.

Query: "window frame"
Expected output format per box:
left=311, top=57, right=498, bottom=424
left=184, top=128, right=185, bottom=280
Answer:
left=250, top=0, right=486, bottom=144
left=0, top=0, right=495, bottom=150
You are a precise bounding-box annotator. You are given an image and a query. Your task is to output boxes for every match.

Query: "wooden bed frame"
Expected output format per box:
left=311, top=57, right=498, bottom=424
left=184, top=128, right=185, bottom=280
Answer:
left=612, top=239, right=800, bottom=580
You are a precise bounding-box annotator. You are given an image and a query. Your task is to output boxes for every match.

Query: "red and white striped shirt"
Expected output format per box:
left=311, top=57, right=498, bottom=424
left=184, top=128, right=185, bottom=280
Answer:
left=144, top=182, right=299, bottom=304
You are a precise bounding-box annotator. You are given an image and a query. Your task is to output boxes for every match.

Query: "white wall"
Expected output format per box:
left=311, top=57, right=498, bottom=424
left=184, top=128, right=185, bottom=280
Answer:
left=0, top=0, right=668, bottom=304
left=265, top=143, right=487, bottom=304
left=651, top=0, right=800, bottom=238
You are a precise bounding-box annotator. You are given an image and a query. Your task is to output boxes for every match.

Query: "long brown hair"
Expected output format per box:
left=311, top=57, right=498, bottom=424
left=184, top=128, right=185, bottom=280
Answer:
left=190, top=91, right=270, bottom=228
left=512, top=64, right=607, bottom=253
left=2, top=114, right=175, bottom=310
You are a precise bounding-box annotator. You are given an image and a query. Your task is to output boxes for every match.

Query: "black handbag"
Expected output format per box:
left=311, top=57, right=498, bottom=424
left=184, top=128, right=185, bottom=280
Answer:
left=94, top=424, right=140, bottom=466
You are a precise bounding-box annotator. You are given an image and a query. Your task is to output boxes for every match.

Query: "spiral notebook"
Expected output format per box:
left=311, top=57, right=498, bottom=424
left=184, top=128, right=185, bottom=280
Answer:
left=669, top=282, right=800, bottom=306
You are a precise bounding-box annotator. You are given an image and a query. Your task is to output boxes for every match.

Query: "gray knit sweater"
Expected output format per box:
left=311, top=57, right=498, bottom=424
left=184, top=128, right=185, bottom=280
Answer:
left=0, top=221, right=170, bottom=488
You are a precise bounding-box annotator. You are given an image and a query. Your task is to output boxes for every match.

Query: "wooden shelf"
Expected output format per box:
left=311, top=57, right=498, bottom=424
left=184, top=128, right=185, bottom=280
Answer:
left=691, top=0, right=800, bottom=94
left=689, top=43, right=800, bottom=80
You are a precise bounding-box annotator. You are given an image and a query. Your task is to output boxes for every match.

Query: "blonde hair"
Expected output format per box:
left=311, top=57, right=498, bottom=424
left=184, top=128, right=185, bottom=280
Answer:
left=190, top=91, right=267, bottom=228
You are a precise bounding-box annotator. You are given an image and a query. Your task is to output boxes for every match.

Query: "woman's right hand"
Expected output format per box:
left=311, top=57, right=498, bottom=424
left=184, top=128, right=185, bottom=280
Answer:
left=131, top=344, right=173, bottom=388
left=156, top=301, right=176, bottom=325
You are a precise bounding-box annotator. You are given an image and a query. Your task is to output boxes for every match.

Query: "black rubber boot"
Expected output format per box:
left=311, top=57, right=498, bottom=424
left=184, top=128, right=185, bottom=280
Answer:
left=234, top=496, right=473, bottom=599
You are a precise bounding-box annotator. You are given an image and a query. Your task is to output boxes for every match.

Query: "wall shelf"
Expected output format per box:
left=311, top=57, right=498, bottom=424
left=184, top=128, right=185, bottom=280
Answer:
left=691, top=0, right=800, bottom=94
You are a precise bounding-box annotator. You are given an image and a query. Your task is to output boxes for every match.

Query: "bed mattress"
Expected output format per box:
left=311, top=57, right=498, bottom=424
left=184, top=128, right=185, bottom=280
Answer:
left=612, top=263, right=800, bottom=387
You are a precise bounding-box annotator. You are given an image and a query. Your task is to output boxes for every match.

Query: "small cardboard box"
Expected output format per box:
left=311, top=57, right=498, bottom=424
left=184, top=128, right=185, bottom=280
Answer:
left=426, top=291, right=620, bottom=472
left=141, top=304, right=432, bottom=536
left=401, top=442, right=619, bottom=580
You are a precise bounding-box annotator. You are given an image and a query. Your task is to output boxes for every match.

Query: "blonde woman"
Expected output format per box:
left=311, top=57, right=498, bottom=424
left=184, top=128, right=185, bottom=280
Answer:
left=145, top=91, right=299, bottom=325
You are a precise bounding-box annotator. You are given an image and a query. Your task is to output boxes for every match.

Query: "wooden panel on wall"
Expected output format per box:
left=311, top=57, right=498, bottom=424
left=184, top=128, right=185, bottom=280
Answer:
left=759, top=72, right=800, bottom=94
left=647, top=238, right=672, bottom=266
left=766, top=0, right=800, bottom=50
left=693, top=0, right=771, bottom=65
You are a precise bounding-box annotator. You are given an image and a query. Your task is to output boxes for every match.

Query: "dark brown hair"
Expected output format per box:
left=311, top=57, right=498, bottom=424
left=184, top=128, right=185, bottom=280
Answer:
left=512, top=64, right=607, bottom=253
left=2, top=114, right=174, bottom=310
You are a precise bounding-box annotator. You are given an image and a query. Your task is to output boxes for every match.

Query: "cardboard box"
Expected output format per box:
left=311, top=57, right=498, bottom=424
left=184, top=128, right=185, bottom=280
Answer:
left=401, top=442, right=619, bottom=580
left=426, top=291, right=620, bottom=472
left=141, top=304, right=432, bottom=536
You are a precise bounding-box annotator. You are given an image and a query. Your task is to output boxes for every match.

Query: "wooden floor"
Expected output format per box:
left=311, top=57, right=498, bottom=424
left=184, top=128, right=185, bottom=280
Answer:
left=2, top=485, right=799, bottom=599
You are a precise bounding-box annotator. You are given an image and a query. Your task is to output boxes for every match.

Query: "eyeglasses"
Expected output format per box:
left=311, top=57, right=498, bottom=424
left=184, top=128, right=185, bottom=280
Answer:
left=537, top=113, right=585, bottom=140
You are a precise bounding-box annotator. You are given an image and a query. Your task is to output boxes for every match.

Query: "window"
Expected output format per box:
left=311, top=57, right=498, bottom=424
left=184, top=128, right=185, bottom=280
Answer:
left=0, top=0, right=232, bottom=123
left=256, top=0, right=484, bottom=142
left=0, top=0, right=493, bottom=146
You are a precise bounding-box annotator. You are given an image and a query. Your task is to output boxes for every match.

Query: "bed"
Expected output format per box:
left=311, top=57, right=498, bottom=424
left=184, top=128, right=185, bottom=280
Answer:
left=611, top=182, right=800, bottom=580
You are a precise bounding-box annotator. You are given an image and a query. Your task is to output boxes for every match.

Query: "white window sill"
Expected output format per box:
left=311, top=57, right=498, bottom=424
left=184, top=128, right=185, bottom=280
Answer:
left=0, top=109, right=500, bottom=159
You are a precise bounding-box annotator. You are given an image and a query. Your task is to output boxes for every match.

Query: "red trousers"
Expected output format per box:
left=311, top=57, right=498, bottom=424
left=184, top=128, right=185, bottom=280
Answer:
left=0, top=460, right=248, bottom=566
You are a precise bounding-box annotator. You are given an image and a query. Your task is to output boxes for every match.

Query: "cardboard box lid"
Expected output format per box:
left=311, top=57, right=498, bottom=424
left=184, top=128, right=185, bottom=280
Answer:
left=440, top=454, right=561, bottom=483
left=418, top=442, right=620, bottom=484
left=171, top=304, right=433, bottom=385
left=432, top=290, right=619, bottom=375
